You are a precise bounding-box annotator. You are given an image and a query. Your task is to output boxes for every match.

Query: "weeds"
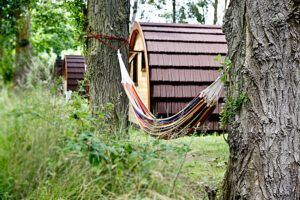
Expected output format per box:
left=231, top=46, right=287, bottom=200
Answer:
left=0, top=86, right=228, bottom=199
left=219, top=92, right=247, bottom=129
left=214, top=55, right=247, bottom=129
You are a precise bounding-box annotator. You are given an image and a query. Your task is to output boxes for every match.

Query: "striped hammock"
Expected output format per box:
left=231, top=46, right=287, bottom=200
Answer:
left=118, top=50, right=223, bottom=139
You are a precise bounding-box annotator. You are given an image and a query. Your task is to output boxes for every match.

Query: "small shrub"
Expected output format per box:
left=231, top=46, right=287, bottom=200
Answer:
left=0, top=49, right=14, bottom=84
left=0, top=86, right=192, bottom=199
left=214, top=56, right=247, bottom=129
left=220, top=92, right=247, bottom=129
left=25, top=53, right=56, bottom=88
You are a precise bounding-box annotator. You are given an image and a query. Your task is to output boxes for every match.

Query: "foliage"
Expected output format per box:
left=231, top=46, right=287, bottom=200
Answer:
left=0, top=0, right=33, bottom=83
left=137, top=0, right=209, bottom=23
left=63, top=0, right=87, bottom=40
left=178, top=6, right=188, bottom=23
left=0, top=86, right=228, bottom=199
left=214, top=56, right=247, bottom=129
left=0, top=0, right=32, bottom=37
left=0, top=0, right=84, bottom=83
left=213, top=55, right=247, bottom=129
left=0, top=47, right=14, bottom=84
left=173, top=0, right=209, bottom=23
left=187, top=1, right=209, bottom=24
left=220, top=58, right=232, bottom=84
left=220, top=92, right=247, bottom=129
left=147, top=0, right=166, bottom=9
left=31, top=1, right=81, bottom=55
left=214, top=54, right=232, bottom=84
left=25, top=53, right=57, bottom=87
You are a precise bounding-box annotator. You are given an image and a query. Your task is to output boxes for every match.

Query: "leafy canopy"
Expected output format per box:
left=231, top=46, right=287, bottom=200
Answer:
left=0, top=0, right=86, bottom=83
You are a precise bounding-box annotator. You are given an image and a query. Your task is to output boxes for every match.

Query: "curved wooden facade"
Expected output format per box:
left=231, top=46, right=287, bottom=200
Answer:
left=128, top=22, right=227, bottom=132
left=62, top=55, right=86, bottom=91
left=53, top=58, right=63, bottom=78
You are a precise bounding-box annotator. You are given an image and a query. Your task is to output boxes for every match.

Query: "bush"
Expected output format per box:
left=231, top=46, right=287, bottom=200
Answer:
left=0, top=87, right=191, bottom=199
left=0, top=48, right=14, bottom=84
left=25, top=53, right=57, bottom=88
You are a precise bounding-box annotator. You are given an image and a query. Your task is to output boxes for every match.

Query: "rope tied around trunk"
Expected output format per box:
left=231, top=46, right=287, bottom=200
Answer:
left=86, top=33, right=129, bottom=51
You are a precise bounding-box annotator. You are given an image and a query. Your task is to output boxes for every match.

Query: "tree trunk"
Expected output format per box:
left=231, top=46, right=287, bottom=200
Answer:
left=14, top=9, right=31, bottom=85
left=130, top=0, right=138, bottom=27
left=224, top=0, right=228, bottom=14
left=222, top=0, right=300, bottom=199
left=172, top=0, right=176, bottom=23
left=86, top=0, right=129, bottom=129
left=213, top=0, right=218, bottom=24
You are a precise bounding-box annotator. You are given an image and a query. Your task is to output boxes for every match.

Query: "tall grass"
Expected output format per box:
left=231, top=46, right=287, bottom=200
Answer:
left=0, top=86, right=228, bottom=199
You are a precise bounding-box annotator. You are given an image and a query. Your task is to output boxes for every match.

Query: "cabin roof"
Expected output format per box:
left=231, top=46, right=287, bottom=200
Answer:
left=139, top=22, right=226, bottom=82
left=132, top=22, right=227, bottom=131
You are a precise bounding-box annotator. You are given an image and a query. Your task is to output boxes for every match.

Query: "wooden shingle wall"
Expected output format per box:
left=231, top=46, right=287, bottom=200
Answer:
left=129, top=22, right=227, bottom=132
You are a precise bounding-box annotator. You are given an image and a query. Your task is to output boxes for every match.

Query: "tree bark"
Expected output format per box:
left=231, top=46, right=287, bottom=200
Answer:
left=172, top=0, right=176, bottom=23
left=130, top=0, right=138, bottom=27
left=14, top=9, right=31, bottom=85
left=213, top=0, right=218, bottom=24
left=86, top=0, right=129, bottom=129
left=222, top=0, right=300, bottom=199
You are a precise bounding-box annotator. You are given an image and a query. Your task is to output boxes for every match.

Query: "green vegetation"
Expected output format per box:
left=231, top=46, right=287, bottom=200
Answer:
left=31, top=0, right=83, bottom=55
left=219, top=92, right=247, bottom=129
left=140, top=0, right=209, bottom=24
left=0, top=86, right=228, bottom=199
left=214, top=55, right=247, bottom=129
left=0, top=0, right=85, bottom=83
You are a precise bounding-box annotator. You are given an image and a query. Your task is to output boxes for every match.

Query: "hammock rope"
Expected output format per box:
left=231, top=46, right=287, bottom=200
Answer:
left=117, top=50, right=223, bottom=139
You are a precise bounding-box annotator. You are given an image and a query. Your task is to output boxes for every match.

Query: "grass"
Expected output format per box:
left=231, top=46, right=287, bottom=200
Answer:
left=130, top=129, right=228, bottom=199
left=0, top=86, right=229, bottom=199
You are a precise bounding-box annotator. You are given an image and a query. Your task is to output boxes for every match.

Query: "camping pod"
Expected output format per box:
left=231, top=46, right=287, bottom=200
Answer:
left=62, top=55, right=86, bottom=91
left=128, top=22, right=227, bottom=132
left=53, top=58, right=63, bottom=78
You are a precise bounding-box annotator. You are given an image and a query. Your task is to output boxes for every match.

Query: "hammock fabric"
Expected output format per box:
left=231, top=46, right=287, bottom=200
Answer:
left=117, top=50, right=223, bottom=139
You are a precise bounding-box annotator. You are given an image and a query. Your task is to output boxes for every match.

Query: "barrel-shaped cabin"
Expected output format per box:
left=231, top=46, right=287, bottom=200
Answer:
left=128, top=22, right=227, bottom=132
left=62, top=55, right=86, bottom=91
left=53, top=58, right=63, bottom=78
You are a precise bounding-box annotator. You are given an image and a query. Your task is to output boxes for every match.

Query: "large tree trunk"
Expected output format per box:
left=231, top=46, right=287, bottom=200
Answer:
left=172, top=0, right=176, bottom=23
left=130, top=0, right=138, bottom=27
left=14, top=9, right=31, bottom=85
left=224, top=0, right=228, bottom=14
left=213, top=0, right=218, bottom=24
left=222, top=0, right=300, bottom=199
left=86, top=0, right=129, bottom=129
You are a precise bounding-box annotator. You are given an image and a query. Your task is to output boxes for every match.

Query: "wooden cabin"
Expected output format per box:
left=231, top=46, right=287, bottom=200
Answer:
left=62, top=55, right=86, bottom=91
left=53, top=58, right=63, bottom=78
left=128, top=22, right=227, bottom=132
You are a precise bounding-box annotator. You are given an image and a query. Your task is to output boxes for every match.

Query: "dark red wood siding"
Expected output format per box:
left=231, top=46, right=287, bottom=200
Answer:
left=139, top=22, right=227, bottom=132
left=64, top=55, right=86, bottom=91
left=54, top=59, right=63, bottom=78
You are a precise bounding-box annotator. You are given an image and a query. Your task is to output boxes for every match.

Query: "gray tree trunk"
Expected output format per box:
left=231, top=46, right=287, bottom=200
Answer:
left=222, top=0, right=300, bottom=199
left=213, top=0, right=218, bottom=24
left=130, top=0, right=138, bottom=27
left=86, top=0, right=129, bottom=129
left=172, top=0, right=176, bottom=23
left=14, top=9, right=31, bottom=85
